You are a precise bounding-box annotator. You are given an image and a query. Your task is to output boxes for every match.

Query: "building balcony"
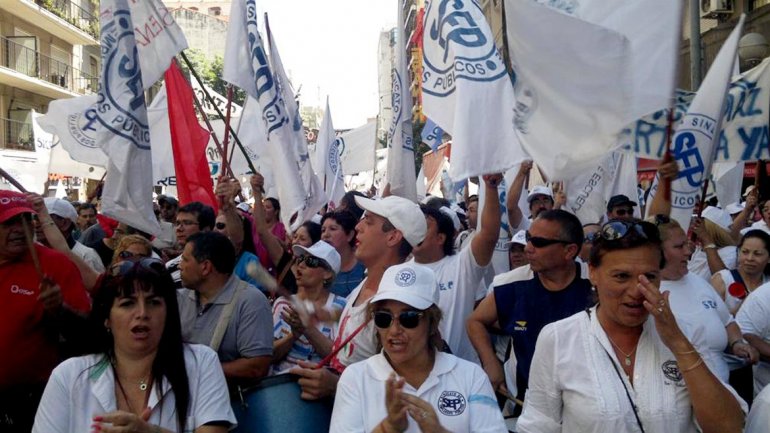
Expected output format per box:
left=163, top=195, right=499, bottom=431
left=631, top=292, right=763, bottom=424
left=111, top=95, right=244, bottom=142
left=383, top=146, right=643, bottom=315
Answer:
left=0, top=0, right=99, bottom=46
left=0, top=116, right=34, bottom=151
left=0, top=35, right=98, bottom=99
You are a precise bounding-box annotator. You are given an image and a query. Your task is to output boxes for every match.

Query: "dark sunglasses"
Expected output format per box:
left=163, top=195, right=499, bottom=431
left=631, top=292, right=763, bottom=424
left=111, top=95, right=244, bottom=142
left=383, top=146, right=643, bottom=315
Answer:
left=525, top=231, right=571, bottom=248
left=373, top=310, right=424, bottom=329
left=118, top=250, right=135, bottom=259
left=109, top=257, right=166, bottom=277
left=600, top=220, right=658, bottom=241
left=215, top=222, right=227, bottom=230
left=294, top=254, right=327, bottom=269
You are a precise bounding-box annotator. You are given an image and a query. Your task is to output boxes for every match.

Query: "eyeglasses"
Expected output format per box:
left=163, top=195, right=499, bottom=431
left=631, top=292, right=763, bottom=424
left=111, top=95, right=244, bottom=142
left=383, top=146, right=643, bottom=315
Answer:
left=109, top=257, right=166, bottom=277
left=599, top=220, right=658, bottom=241
left=294, top=254, right=327, bottom=269
left=215, top=222, right=226, bottom=230
left=584, top=232, right=599, bottom=244
left=373, top=310, right=424, bottom=329
left=174, top=220, right=199, bottom=227
left=612, top=208, right=634, bottom=216
left=118, top=250, right=135, bottom=259
left=525, top=231, right=571, bottom=248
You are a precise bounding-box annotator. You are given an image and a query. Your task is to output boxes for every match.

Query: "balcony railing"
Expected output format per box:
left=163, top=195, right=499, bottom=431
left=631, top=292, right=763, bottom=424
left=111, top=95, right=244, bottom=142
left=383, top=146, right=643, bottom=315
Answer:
left=36, top=0, right=99, bottom=39
left=1, top=117, right=34, bottom=151
left=1, top=35, right=98, bottom=95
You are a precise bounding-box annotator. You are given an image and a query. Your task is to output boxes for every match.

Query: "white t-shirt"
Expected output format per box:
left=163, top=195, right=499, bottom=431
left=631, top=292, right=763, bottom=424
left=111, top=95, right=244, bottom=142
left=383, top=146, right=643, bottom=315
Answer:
left=329, top=280, right=379, bottom=370
left=664, top=273, right=734, bottom=382
left=331, top=351, right=507, bottom=433
left=409, top=247, right=488, bottom=362
left=736, top=281, right=770, bottom=396
left=517, top=307, right=746, bottom=433
left=72, top=241, right=106, bottom=273
left=32, top=344, right=236, bottom=433
left=687, top=246, right=737, bottom=281
left=746, top=383, right=770, bottom=433
left=715, top=269, right=770, bottom=314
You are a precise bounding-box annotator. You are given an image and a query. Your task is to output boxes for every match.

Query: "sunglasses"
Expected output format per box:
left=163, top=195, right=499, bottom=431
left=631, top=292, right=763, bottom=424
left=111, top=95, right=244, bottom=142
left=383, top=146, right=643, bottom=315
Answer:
left=373, top=310, right=424, bottom=329
left=215, top=222, right=227, bottom=230
left=109, top=257, right=166, bottom=277
left=599, top=220, right=658, bottom=241
left=525, top=231, right=571, bottom=248
left=294, top=254, right=327, bottom=269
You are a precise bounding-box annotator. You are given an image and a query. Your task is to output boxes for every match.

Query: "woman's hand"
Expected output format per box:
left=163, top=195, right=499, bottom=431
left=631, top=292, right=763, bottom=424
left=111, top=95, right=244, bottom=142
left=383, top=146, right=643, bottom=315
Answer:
left=383, top=373, right=408, bottom=432
left=281, top=305, right=305, bottom=338
left=401, top=393, right=448, bottom=433
left=92, top=408, right=154, bottom=433
left=637, top=275, right=691, bottom=352
left=690, top=217, right=713, bottom=245
left=732, top=341, right=760, bottom=364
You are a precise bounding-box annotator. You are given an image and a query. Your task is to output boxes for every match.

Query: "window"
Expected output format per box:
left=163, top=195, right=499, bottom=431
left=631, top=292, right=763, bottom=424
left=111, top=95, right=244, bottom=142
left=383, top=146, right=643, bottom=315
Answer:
left=209, top=6, right=221, bottom=16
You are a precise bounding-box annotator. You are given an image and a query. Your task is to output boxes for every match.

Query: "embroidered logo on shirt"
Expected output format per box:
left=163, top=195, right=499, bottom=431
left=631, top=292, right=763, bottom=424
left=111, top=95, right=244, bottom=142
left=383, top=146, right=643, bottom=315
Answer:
left=514, top=321, right=527, bottom=331
left=437, top=391, right=466, bottom=416
left=701, top=299, right=717, bottom=310
left=661, top=360, right=683, bottom=383
left=395, top=268, right=417, bottom=287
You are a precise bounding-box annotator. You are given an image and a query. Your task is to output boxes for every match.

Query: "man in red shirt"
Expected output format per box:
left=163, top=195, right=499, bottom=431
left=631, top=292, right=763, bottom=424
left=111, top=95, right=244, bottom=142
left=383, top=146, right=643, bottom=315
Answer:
left=0, top=191, right=91, bottom=433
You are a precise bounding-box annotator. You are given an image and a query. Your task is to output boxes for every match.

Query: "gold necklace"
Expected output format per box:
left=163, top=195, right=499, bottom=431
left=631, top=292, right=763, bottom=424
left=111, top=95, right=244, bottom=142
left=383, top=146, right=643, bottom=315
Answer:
left=605, top=333, right=637, bottom=367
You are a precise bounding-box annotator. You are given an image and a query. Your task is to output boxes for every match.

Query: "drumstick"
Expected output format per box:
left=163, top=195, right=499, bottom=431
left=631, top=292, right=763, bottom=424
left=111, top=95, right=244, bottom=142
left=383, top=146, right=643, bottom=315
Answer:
left=497, top=388, right=525, bottom=408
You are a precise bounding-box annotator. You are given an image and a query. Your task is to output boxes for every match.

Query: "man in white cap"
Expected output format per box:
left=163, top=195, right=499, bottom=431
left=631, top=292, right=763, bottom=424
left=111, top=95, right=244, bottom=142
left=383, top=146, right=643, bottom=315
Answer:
left=38, top=198, right=105, bottom=273
left=506, top=161, right=557, bottom=232
left=410, top=174, right=503, bottom=362
left=292, top=194, right=427, bottom=400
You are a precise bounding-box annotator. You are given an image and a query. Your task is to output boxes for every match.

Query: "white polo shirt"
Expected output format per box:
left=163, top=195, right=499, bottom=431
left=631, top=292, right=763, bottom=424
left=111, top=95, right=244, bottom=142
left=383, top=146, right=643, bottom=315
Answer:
left=736, top=281, right=770, bottom=395
left=32, top=344, right=236, bottom=433
left=330, top=281, right=379, bottom=370
left=517, top=307, right=746, bottom=433
left=331, top=351, right=507, bottom=433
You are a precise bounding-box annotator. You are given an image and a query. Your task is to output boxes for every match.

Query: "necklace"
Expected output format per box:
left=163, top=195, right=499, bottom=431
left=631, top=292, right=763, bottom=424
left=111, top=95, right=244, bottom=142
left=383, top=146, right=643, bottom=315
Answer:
left=605, top=333, right=637, bottom=367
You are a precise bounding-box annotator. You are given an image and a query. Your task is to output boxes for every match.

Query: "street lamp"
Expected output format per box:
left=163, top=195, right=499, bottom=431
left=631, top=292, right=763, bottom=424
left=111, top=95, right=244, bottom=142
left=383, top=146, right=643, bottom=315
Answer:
left=738, top=32, right=769, bottom=71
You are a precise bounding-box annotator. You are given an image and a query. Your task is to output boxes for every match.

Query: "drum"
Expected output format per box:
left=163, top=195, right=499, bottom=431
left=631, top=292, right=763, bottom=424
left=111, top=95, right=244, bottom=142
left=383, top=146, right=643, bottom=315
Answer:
left=231, top=373, right=334, bottom=433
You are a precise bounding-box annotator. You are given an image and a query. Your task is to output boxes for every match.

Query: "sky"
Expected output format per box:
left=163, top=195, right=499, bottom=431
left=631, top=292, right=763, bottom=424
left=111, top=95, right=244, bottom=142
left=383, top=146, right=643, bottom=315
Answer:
left=256, top=0, right=396, bottom=129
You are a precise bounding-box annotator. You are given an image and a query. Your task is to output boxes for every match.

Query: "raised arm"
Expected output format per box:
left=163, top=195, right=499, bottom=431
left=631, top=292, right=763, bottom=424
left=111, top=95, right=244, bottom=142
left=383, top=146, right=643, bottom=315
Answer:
left=506, top=161, right=532, bottom=229
left=250, top=173, right=285, bottom=266
left=471, top=174, right=503, bottom=267
left=216, top=176, right=244, bottom=251
left=645, top=160, right=678, bottom=218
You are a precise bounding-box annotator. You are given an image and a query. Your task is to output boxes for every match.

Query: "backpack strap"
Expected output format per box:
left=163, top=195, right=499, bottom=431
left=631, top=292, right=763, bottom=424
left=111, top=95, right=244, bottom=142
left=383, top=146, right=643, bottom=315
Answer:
left=210, top=279, right=249, bottom=352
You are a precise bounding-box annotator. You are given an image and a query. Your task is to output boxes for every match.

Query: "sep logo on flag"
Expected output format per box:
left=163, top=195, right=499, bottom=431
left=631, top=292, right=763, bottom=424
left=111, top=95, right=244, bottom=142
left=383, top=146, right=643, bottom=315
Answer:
left=671, top=113, right=712, bottom=209
left=329, top=138, right=344, bottom=179
left=66, top=109, right=100, bottom=148
left=422, top=0, right=507, bottom=97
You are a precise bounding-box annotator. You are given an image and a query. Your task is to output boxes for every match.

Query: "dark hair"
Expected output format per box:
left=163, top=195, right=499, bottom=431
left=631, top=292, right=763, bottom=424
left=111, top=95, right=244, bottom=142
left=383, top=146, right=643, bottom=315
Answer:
left=424, top=196, right=451, bottom=210
left=264, top=197, right=281, bottom=213
left=186, top=231, right=236, bottom=274
left=467, top=195, right=479, bottom=205
left=321, top=210, right=359, bottom=248
left=381, top=219, right=413, bottom=260
left=738, top=229, right=770, bottom=275
left=78, top=203, right=97, bottom=215
left=86, top=259, right=188, bottom=431
left=420, top=205, right=455, bottom=257
left=299, top=221, right=322, bottom=244
left=535, top=210, right=584, bottom=257
left=589, top=219, right=664, bottom=269
left=178, top=202, right=215, bottom=231
left=339, top=191, right=366, bottom=220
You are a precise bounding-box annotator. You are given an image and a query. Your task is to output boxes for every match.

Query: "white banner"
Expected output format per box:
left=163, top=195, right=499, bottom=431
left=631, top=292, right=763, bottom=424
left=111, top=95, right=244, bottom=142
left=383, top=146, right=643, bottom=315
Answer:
left=670, top=15, right=745, bottom=229
left=317, top=98, right=345, bottom=207
left=421, top=0, right=525, bottom=180
left=0, top=112, right=51, bottom=194
left=386, top=0, right=417, bottom=201
left=338, top=120, right=377, bottom=175
left=565, top=152, right=639, bottom=225
left=191, top=79, right=243, bottom=118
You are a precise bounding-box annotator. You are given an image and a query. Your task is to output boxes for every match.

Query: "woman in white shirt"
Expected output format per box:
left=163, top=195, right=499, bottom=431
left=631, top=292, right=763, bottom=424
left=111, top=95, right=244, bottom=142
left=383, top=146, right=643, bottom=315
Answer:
left=330, top=263, right=506, bottom=433
left=32, top=258, right=235, bottom=433
left=518, top=220, right=746, bottom=433
left=711, top=229, right=770, bottom=315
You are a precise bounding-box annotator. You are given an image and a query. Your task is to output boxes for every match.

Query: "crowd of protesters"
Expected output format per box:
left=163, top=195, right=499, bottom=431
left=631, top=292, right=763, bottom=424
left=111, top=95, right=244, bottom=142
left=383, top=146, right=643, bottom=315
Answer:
left=2, top=160, right=770, bottom=433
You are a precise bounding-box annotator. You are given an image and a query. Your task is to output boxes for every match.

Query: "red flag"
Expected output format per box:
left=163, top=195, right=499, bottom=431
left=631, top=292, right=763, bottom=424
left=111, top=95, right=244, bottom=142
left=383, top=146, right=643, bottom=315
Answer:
left=164, top=61, right=217, bottom=211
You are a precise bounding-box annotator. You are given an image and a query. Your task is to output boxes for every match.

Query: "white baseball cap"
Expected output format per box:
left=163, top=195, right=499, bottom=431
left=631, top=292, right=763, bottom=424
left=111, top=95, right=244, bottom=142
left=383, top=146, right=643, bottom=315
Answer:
left=439, top=206, right=462, bottom=231
left=370, top=263, right=439, bottom=310
left=527, top=185, right=553, bottom=203
left=701, top=206, right=732, bottom=231
left=291, top=240, right=341, bottom=274
left=509, top=230, right=527, bottom=247
left=354, top=195, right=427, bottom=247
left=44, top=197, right=78, bottom=224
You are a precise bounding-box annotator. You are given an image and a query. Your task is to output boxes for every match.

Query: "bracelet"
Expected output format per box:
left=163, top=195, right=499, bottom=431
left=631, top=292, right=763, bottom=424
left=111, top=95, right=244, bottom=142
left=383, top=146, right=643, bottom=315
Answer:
left=674, top=349, right=697, bottom=355
left=680, top=357, right=704, bottom=373
left=703, top=243, right=717, bottom=250
left=40, top=221, right=55, bottom=227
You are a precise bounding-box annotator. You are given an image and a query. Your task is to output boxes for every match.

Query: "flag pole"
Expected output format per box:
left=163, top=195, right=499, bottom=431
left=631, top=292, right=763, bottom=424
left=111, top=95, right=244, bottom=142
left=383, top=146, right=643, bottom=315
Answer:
left=221, top=85, right=234, bottom=176
left=179, top=51, right=257, bottom=174
left=327, top=162, right=343, bottom=210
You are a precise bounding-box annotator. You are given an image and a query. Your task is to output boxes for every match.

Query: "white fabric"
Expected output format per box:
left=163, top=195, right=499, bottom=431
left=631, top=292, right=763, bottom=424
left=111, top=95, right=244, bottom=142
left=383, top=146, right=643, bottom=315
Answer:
left=687, top=246, right=737, bottom=281
left=408, top=247, right=488, bottom=362
left=332, top=281, right=379, bottom=368
left=736, top=281, right=770, bottom=395
left=746, top=384, right=770, bottom=433
left=38, top=95, right=108, bottom=168
left=664, top=273, right=734, bottom=382
left=71, top=241, right=106, bottom=274
left=669, top=16, right=745, bottom=230
left=331, top=351, right=506, bottom=433
left=32, top=344, right=236, bottom=433
left=715, top=269, right=770, bottom=314
left=713, top=161, right=745, bottom=212
left=337, top=120, right=377, bottom=175
left=421, top=0, right=525, bottom=181
left=151, top=221, right=176, bottom=250
left=385, top=0, right=417, bottom=201
left=316, top=98, right=345, bottom=207
left=517, top=307, right=746, bottom=433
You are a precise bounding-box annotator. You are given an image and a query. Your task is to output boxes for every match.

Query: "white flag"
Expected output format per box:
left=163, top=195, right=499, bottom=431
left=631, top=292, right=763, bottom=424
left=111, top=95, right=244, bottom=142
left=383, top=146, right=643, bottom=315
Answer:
left=386, top=0, right=417, bottom=201
left=38, top=95, right=108, bottom=168
left=338, top=120, right=377, bottom=175
left=713, top=161, right=744, bottom=209
left=422, top=0, right=526, bottom=180
left=317, top=98, right=346, bottom=207
left=191, top=79, right=244, bottom=118
left=670, top=15, right=745, bottom=229
left=504, top=0, right=681, bottom=180
left=0, top=112, right=51, bottom=194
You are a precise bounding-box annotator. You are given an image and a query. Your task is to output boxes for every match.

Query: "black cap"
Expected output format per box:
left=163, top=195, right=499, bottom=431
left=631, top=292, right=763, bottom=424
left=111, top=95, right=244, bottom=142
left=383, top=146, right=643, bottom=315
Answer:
left=607, top=194, right=637, bottom=212
left=158, top=195, right=179, bottom=207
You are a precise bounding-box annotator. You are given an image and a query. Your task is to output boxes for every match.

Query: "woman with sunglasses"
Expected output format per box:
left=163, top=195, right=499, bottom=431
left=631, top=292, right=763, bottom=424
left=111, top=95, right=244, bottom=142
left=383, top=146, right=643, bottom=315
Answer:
left=331, top=263, right=507, bottom=433
left=711, top=229, right=770, bottom=315
left=111, top=234, right=153, bottom=264
left=32, top=257, right=236, bottom=433
left=518, top=219, right=746, bottom=433
left=271, top=241, right=346, bottom=374
left=652, top=216, right=758, bottom=383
